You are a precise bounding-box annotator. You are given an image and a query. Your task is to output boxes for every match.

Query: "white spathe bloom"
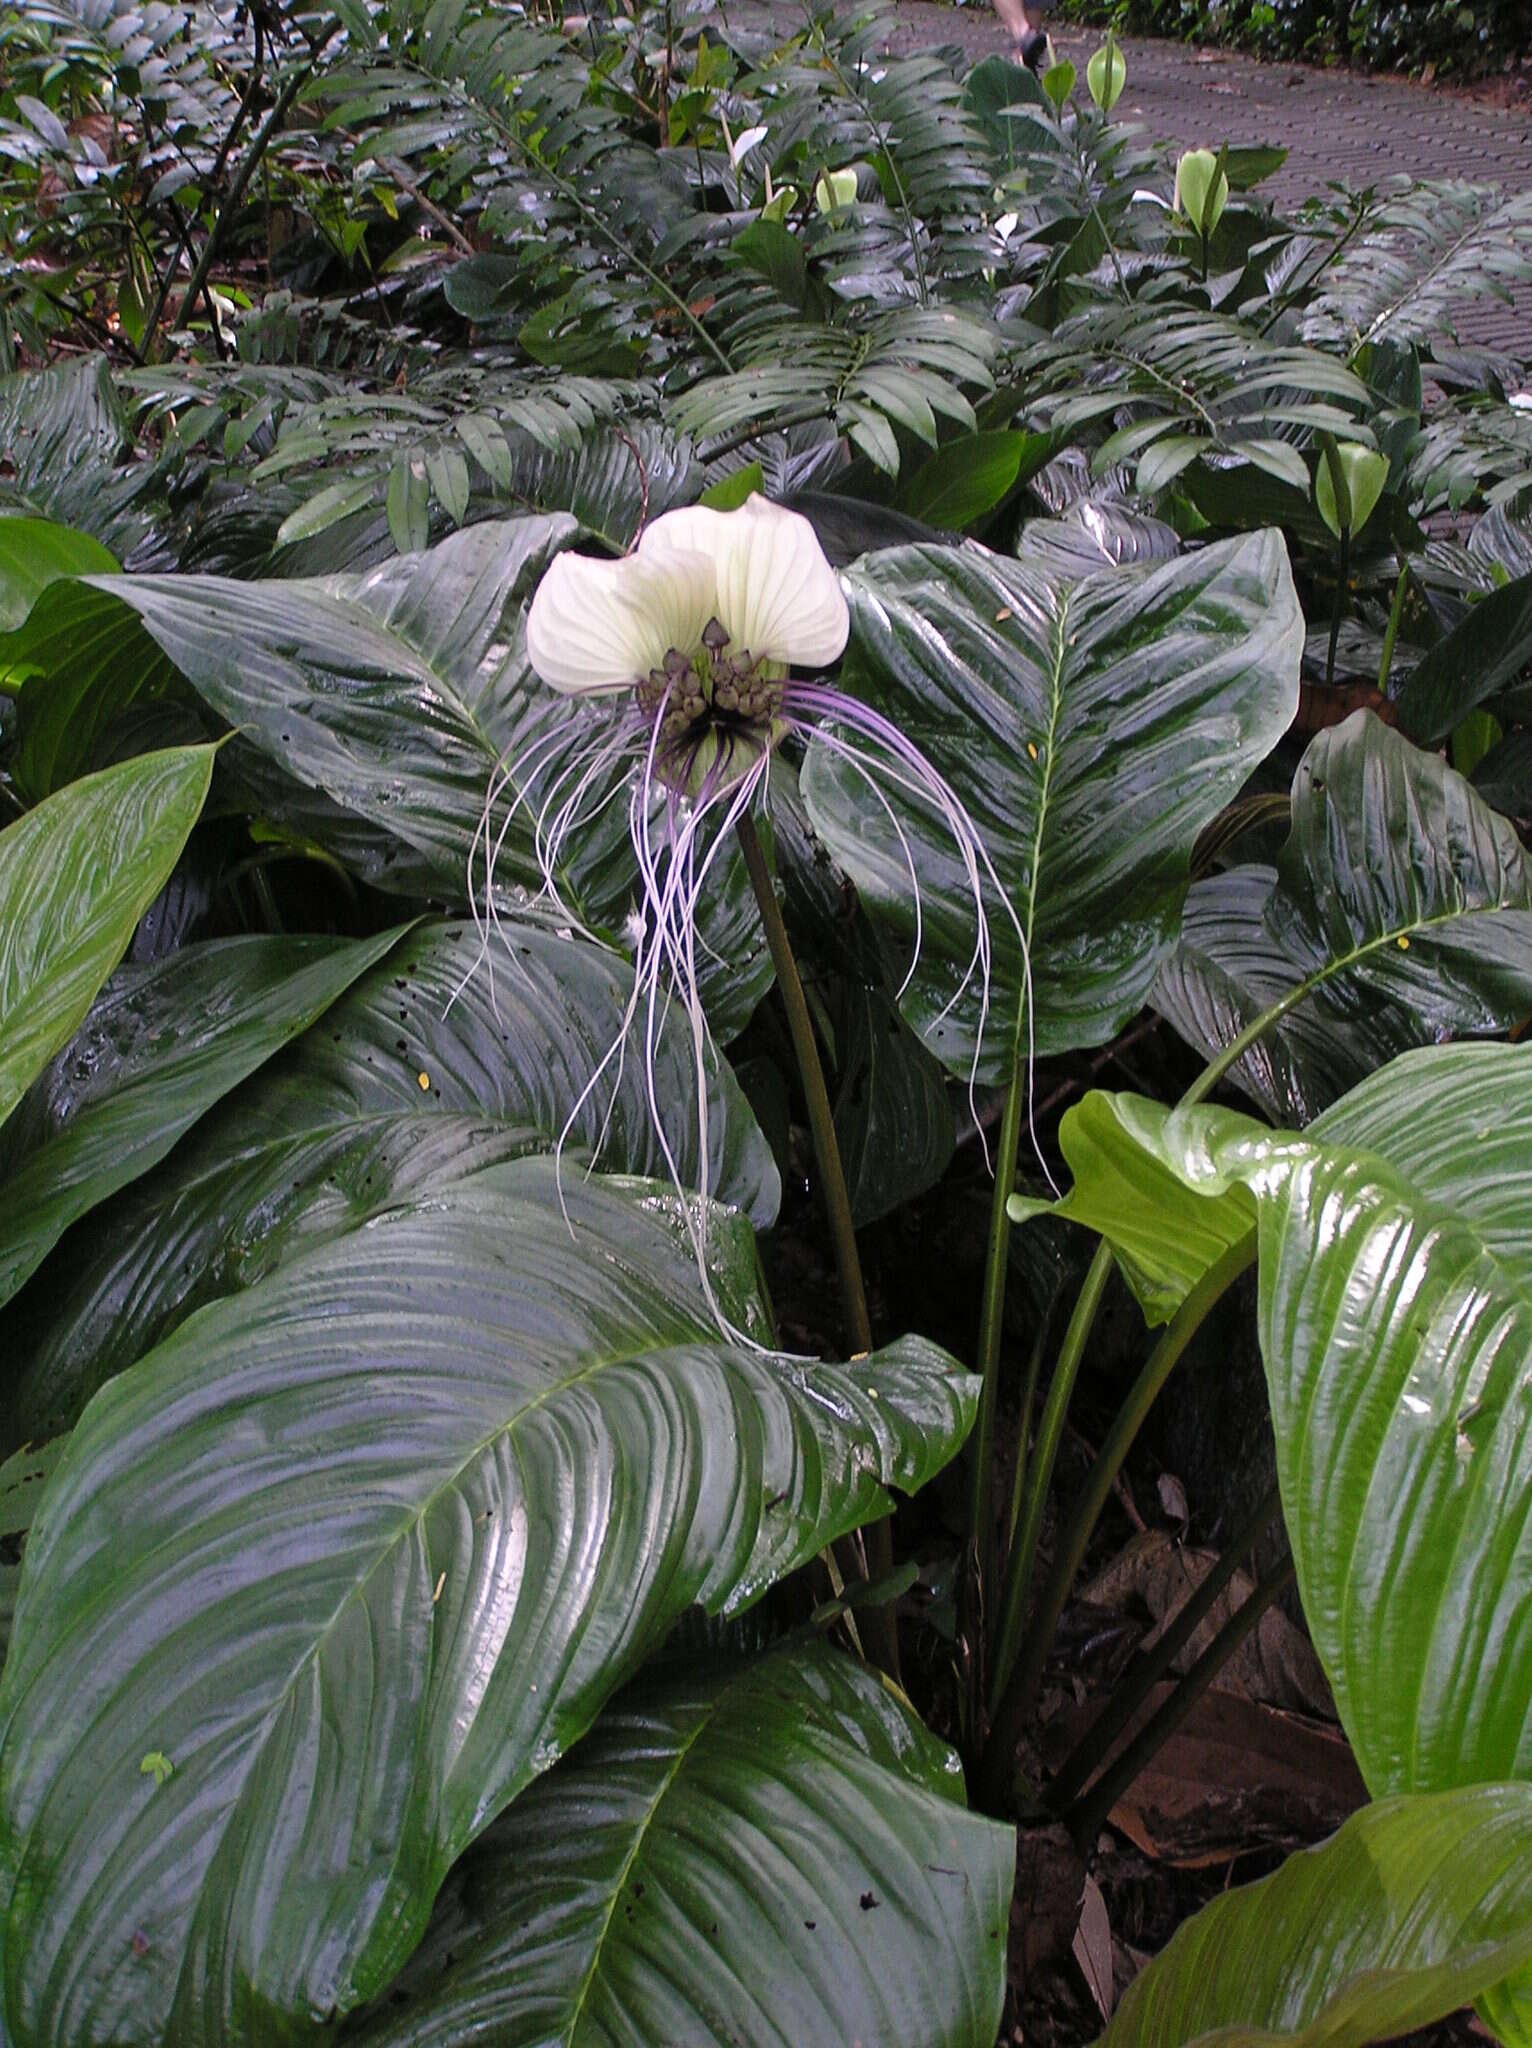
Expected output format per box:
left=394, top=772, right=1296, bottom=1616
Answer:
left=475, top=488, right=1045, bottom=1327
left=525, top=495, right=849, bottom=697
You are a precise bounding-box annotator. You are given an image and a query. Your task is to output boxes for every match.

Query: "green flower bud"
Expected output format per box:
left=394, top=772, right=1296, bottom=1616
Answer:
left=1173, top=149, right=1229, bottom=237
left=1316, top=442, right=1390, bottom=540
left=1086, top=38, right=1126, bottom=112
left=813, top=167, right=859, bottom=214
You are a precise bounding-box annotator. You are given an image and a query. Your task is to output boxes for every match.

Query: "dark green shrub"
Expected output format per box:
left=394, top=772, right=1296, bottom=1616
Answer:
left=1051, top=0, right=1528, bottom=74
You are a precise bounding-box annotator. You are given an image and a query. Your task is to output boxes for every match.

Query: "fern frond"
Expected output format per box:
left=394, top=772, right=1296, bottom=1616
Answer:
left=1297, top=180, right=1532, bottom=354
left=669, top=302, right=994, bottom=472
left=1022, top=303, right=1370, bottom=495
left=1406, top=396, right=1532, bottom=513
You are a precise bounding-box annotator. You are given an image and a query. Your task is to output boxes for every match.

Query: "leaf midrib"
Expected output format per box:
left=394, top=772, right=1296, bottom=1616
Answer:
left=559, top=1690, right=724, bottom=2045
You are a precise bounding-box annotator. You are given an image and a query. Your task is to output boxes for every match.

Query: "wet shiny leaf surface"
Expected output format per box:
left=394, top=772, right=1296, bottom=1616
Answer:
left=0, top=1164, right=975, bottom=2046
left=346, top=1640, right=1013, bottom=2048
left=803, top=532, right=1302, bottom=1081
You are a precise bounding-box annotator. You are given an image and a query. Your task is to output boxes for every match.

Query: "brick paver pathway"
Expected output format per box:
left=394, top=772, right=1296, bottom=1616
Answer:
left=739, top=2, right=1532, bottom=355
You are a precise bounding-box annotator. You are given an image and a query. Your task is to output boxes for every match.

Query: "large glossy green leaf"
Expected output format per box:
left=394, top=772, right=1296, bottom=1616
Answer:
left=58, top=516, right=578, bottom=894
left=835, top=982, right=956, bottom=1227
left=1152, top=712, right=1532, bottom=1123
left=802, top=532, right=1302, bottom=1081
left=3, top=917, right=779, bottom=1451
left=0, top=746, right=214, bottom=1129
left=347, top=1640, right=1013, bottom=2048
left=1015, top=504, right=1182, bottom=579
left=0, top=355, right=149, bottom=550
left=1151, top=865, right=1374, bottom=1125
left=1116, top=1044, right=1532, bottom=1798
left=1101, top=1782, right=1532, bottom=2048
left=0, top=931, right=400, bottom=1311
left=0, top=1437, right=67, bottom=1667
left=0, top=1163, right=974, bottom=2046
left=1396, top=568, right=1532, bottom=743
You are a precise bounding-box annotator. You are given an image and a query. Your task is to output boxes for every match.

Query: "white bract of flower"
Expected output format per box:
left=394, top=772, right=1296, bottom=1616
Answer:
left=526, top=496, right=848, bottom=697
left=471, top=495, right=1041, bottom=1329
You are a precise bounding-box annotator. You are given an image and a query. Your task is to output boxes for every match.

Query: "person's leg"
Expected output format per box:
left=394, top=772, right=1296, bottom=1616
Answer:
left=992, top=0, right=1036, bottom=43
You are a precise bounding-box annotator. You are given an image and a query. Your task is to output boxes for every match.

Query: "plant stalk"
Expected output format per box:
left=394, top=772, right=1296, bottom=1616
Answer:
left=735, top=811, right=899, bottom=1677
left=1377, top=558, right=1410, bottom=695
left=699, top=404, right=836, bottom=465
left=978, top=1238, right=1114, bottom=1736
left=146, top=37, right=336, bottom=363
left=1325, top=525, right=1351, bottom=690
left=966, top=1065, right=1032, bottom=1660
left=140, top=18, right=266, bottom=360
left=981, top=1232, right=1256, bottom=1795
left=1045, top=1479, right=1283, bottom=1814
left=1063, top=1553, right=1297, bottom=1848
left=1006, top=1316, right=1052, bottom=1548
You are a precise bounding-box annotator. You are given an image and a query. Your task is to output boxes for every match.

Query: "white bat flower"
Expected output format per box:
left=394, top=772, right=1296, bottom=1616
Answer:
left=469, top=494, right=1038, bottom=1333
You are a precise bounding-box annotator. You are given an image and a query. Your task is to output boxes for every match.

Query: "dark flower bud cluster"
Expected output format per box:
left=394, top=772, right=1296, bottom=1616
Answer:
left=635, top=617, right=785, bottom=792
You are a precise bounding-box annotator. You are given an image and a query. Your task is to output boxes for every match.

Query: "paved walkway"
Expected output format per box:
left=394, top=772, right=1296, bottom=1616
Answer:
left=741, top=3, right=1532, bottom=355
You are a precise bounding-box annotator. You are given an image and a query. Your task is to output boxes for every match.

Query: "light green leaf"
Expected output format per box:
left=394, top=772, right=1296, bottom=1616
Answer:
left=1, top=581, right=187, bottom=798
left=1041, top=59, right=1076, bottom=110
left=698, top=460, right=765, bottom=511
left=897, top=430, right=1054, bottom=532
left=1120, top=1043, right=1532, bottom=1798
left=0, top=747, right=214, bottom=1130
left=274, top=480, right=380, bottom=547
left=1008, top=1091, right=1253, bottom=1325
left=1102, top=1782, right=1532, bottom=2048
left=347, top=1641, right=1013, bottom=2048
left=0, top=517, right=117, bottom=633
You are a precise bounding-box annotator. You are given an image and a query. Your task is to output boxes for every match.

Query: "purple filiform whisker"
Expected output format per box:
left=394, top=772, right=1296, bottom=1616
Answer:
left=474, top=630, right=1053, bottom=1337
left=782, top=680, right=1052, bottom=1194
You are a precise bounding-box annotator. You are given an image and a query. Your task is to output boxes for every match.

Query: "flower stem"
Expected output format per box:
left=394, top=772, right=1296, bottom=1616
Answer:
left=973, top=1238, right=1114, bottom=1758
left=979, top=1233, right=1256, bottom=1805
left=965, top=1063, right=1031, bottom=1705
left=735, top=811, right=899, bottom=1676
left=1325, top=526, right=1351, bottom=690
left=737, top=812, right=872, bottom=1355
left=1378, top=558, right=1410, bottom=695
